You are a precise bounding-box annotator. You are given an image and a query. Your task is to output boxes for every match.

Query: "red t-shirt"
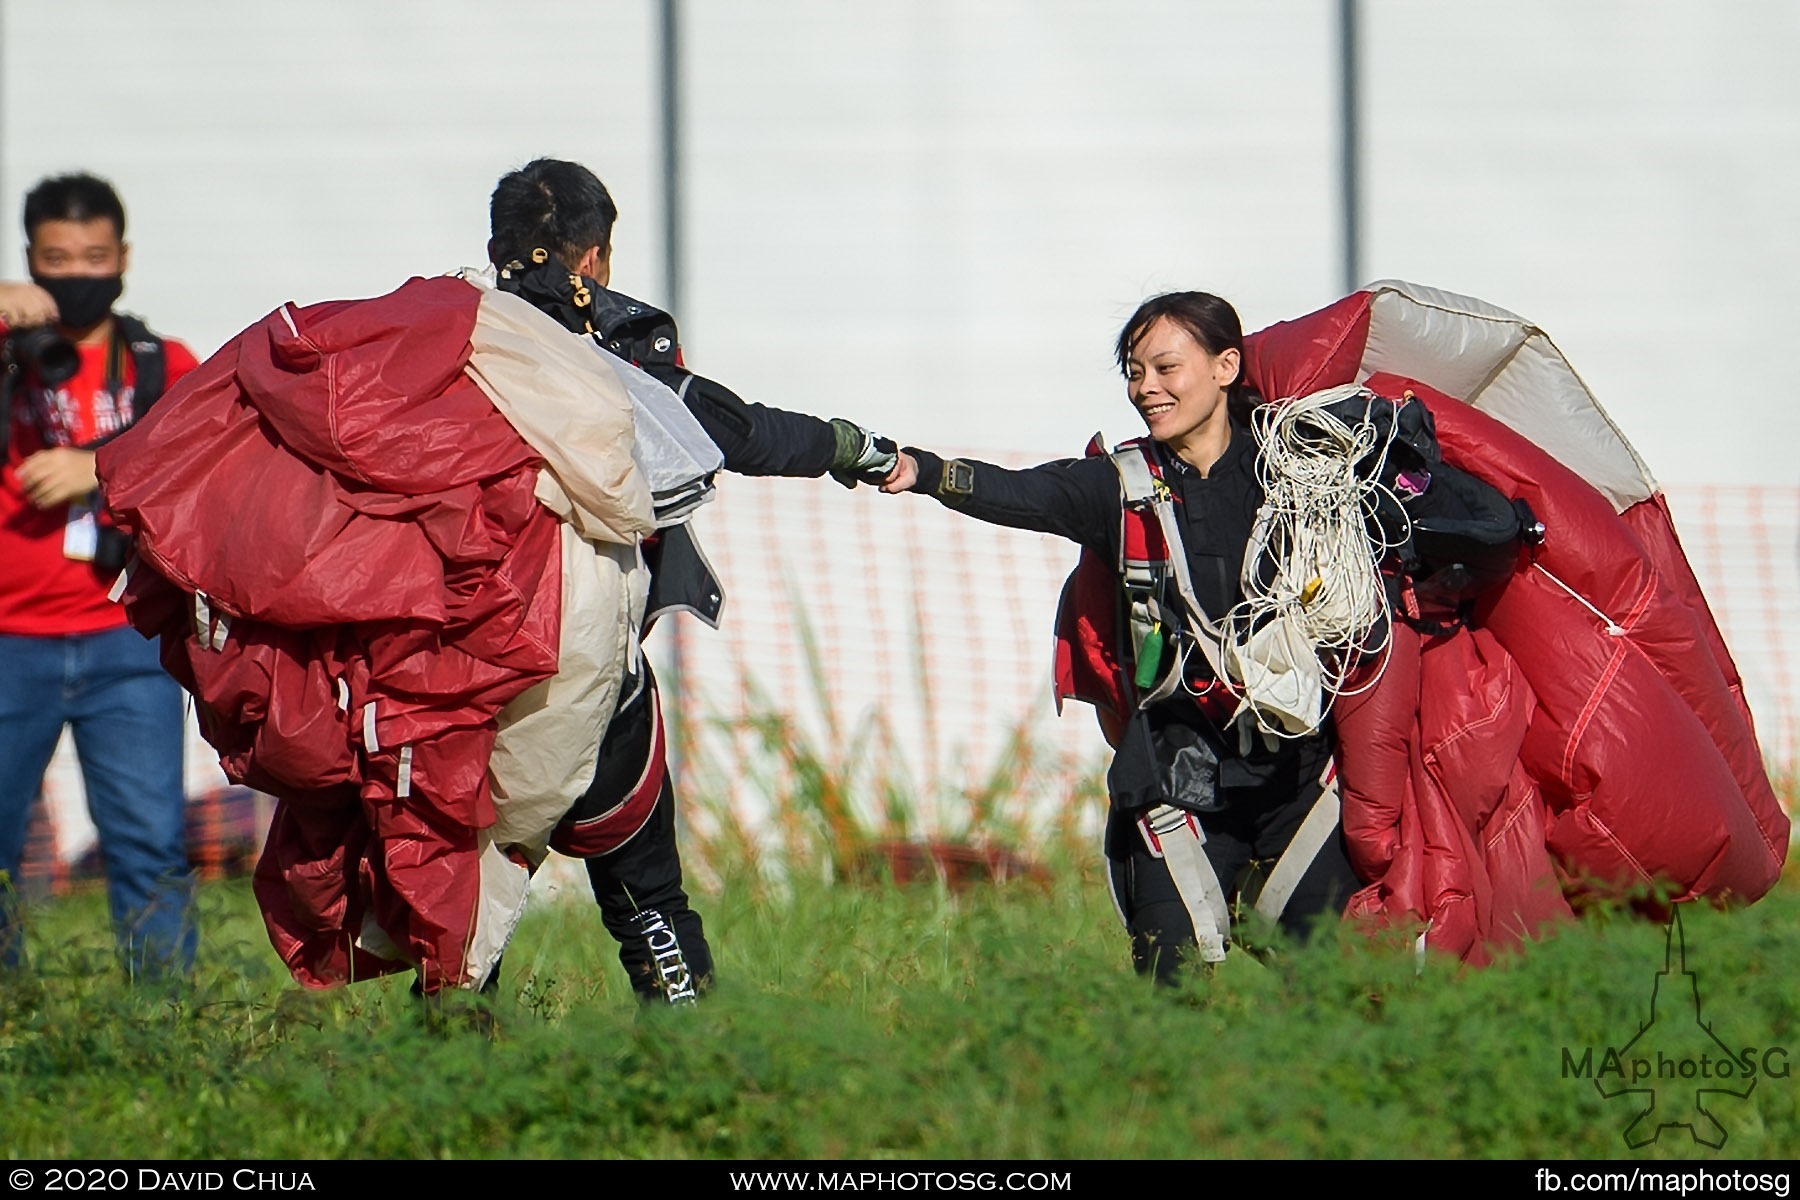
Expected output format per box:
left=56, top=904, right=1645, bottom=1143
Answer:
left=0, top=322, right=199, bottom=635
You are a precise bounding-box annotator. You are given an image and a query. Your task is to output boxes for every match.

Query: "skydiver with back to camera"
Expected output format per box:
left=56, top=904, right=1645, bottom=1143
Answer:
left=484, top=158, right=900, bottom=1004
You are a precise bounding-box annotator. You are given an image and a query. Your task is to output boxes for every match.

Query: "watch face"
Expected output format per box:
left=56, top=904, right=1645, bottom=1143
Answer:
left=942, top=459, right=975, bottom=496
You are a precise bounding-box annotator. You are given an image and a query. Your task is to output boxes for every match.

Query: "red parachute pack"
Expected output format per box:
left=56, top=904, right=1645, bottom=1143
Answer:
left=97, top=276, right=564, bottom=989
left=1056, top=280, right=1789, bottom=962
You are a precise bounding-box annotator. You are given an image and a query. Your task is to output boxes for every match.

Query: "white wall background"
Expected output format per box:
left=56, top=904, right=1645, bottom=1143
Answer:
left=8, top=1, right=1796, bottom=857
left=6, top=1, right=1795, bottom=482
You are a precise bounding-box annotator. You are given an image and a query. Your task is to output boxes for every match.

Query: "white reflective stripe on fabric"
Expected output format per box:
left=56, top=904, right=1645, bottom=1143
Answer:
left=106, top=554, right=137, bottom=603
left=335, top=678, right=350, bottom=712
left=1253, top=774, right=1342, bottom=923
left=396, top=745, right=414, bottom=799
left=1141, top=804, right=1229, bottom=963
left=191, top=592, right=230, bottom=650
left=362, top=702, right=380, bottom=754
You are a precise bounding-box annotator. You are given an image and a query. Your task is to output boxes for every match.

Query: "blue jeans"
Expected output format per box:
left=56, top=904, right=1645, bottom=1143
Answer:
left=0, top=626, right=196, bottom=978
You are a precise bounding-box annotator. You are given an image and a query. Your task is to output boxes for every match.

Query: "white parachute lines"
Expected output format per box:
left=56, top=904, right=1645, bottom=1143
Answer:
left=1218, top=384, right=1406, bottom=737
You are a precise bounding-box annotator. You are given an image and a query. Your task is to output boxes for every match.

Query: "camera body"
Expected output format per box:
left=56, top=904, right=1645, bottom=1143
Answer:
left=1, top=320, right=130, bottom=568
left=4, top=323, right=80, bottom=386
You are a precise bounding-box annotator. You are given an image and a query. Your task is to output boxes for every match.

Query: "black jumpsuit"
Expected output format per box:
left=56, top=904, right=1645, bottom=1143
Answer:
left=494, top=261, right=866, bottom=1001
left=575, top=338, right=842, bottom=1003
left=905, top=426, right=1361, bottom=981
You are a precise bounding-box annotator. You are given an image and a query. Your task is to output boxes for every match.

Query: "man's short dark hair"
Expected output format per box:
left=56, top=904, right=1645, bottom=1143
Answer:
left=24, top=172, right=126, bottom=242
left=489, top=158, right=617, bottom=271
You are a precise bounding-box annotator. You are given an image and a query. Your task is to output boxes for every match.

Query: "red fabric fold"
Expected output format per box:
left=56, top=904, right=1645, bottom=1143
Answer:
left=97, top=275, right=564, bottom=988
left=1054, top=289, right=1788, bottom=963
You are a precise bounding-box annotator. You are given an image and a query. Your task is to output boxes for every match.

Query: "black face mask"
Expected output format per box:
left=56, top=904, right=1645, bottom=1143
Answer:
left=33, top=274, right=122, bottom=330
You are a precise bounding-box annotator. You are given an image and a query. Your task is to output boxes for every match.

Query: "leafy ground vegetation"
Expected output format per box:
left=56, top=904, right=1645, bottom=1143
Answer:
left=2, top=834, right=1795, bottom=1160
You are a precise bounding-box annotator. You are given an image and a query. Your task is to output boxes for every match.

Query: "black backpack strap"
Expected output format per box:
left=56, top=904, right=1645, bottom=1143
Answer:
left=0, top=350, right=18, bottom=461
left=82, top=314, right=166, bottom=451
left=112, top=313, right=166, bottom=412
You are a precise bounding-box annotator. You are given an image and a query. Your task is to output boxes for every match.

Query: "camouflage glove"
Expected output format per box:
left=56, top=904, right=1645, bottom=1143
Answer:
left=828, top=418, right=899, bottom=489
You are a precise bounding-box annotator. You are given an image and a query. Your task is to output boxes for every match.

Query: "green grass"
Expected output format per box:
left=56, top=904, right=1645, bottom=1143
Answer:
left=2, top=850, right=1796, bottom=1161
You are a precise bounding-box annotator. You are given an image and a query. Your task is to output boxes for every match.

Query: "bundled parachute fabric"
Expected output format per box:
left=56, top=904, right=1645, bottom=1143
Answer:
left=454, top=265, right=724, bottom=528
left=1240, top=280, right=1789, bottom=961
left=96, top=273, right=658, bottom=990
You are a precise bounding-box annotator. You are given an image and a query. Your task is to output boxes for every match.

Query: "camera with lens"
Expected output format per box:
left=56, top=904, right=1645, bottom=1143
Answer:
left=4, top=322, right=80, bottom=386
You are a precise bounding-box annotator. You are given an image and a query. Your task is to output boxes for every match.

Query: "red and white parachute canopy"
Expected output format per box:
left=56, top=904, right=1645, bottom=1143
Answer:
left=1244, top=281, right=1788, bottom=958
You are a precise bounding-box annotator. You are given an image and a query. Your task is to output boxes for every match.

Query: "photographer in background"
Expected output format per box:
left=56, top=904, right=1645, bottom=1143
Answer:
left=0, top=172, right=200, bottom=979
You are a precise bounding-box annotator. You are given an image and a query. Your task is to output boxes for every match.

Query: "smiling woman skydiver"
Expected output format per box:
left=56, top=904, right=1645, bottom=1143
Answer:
left=884, top=292, right=1364, bottom=982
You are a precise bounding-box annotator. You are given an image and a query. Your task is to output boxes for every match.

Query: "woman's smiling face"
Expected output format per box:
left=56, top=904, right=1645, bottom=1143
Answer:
left=1124, top=315, right=1239, bottom=446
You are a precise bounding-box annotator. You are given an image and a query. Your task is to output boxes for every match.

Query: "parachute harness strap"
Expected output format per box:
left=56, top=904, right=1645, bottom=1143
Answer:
left=1113, top=446, right=1233, bottom=705
left=1139, top=805, right=1230, bottom=963
left=1222, top=384, right=1409, bottom=738
left=1252, top=766, right=1342, bottom=924
left=1113, top=448, right=1169, bottom=697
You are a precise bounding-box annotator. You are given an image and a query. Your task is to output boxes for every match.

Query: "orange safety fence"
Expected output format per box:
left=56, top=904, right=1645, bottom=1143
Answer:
left=1663, top=483, right=1800, bottom=772
left=16, top=470, right=1797, bottom=895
